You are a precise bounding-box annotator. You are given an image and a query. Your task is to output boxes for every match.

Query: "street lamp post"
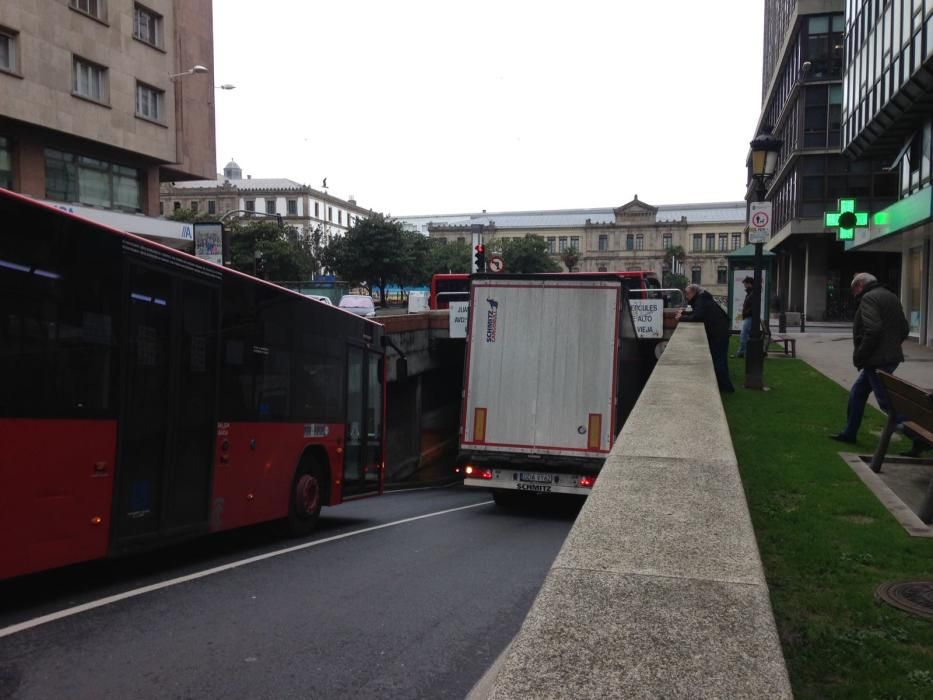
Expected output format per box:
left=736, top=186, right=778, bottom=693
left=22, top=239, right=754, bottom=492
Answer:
left=745, top=128, right=783, bottom=390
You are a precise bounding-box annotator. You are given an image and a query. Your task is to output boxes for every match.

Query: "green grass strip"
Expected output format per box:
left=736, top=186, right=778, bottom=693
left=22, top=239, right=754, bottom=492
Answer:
left=722, top=346, right=933, bottom=700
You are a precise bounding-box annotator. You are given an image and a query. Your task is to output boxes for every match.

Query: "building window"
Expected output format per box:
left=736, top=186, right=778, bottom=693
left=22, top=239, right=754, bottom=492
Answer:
left=44, top=148, right=141, bottom=211
left=558, top=237, right=568, bottom=252
left=0, top=136, right=12, bottom=188
left=173, top=201, right=181, bottom=210
left=338, top=210, right=343, bottom=225
left=73, top=57, right=107, bottom=103
left=70, top=0, right=106, bottom=21
left=803, top=84, right=842, bottom=148
left=188, top=200, right=197, bottom=213
left=0, top=28, right=18, bottom=74
left=598, top=234, right=608, bottom=251
left=245, top=199, right=255, bottom=212
left=717, top=267, right=728, bottom=285
left=570, top=236, right=580, bottom=251
left=456, top=237, right=465, bottom=244
left=208, top=200, right=216, bottom=215
left=635, top=234, right=644, bottom=250
left=706, top=234, right=715, bottom=251
left=287, top=199, right=297, bottom=216
left=328, top=206, right=333, bottom=221
left=718, top=233, right=728, bottom=251
left=159, top=201, right=164, bottom=215
left=805, top=14, right=844, bottom=79
left=626, top=234, right=634, bottom=251
left=691, top=267, right=702, bottom=284
left=662, top=233, right=672, bottom=249
left=732, top=232, right=742, bottom=250
left=135, top=82, right=163, bottom=121
left=133, top=4, right=162, bottom=48
left=597, top=266, right=608, bottom=272
left=314, top=202, right=319, bottom=217
left=546, top=237, right=556, bottom=254
left=265, top=199, right=276, bottom=215
left=692, top=234, right=702, bottom=252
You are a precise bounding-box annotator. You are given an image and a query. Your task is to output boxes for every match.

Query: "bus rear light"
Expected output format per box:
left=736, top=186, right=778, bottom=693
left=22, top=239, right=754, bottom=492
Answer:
left=464, top=465, right=493, bottom=480
left=579, top=475, right=597, bottom=488
left=90, top=516, right=103, bottom=525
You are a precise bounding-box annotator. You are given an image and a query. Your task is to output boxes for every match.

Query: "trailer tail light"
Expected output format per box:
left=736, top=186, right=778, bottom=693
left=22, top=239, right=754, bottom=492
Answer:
left=464, top=465, right=493, bottom=480
left=579, top=475, right=597, bottom=488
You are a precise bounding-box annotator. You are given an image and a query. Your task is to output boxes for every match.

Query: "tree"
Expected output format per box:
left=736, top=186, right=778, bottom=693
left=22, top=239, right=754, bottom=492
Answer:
left=560, top=246, right=580, bottom=272
left=662, top=245, right=688, bottom=290
left=226, top=219, right=315, bottom=282
left=486, top=235, right=561, bottom=274
left=167, top=208, right=216, bottom=223
left=425, top=238, right=471, bottom=277
left=318, top=213, right=414, bottom=306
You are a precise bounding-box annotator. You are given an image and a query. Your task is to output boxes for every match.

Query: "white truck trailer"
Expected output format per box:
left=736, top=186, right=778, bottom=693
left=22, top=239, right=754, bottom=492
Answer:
left=459, top=274, right=644, bottom=501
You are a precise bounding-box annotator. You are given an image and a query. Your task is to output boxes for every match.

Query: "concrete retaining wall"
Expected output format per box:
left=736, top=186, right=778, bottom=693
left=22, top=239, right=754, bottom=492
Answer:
left=484, top=324, right=792, bottom=698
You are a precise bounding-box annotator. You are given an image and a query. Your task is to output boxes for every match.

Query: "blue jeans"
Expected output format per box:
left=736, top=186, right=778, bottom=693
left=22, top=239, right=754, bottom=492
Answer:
left=738, top=317, right=753, bottom=356
left=840, top=363, right=899, bottom=440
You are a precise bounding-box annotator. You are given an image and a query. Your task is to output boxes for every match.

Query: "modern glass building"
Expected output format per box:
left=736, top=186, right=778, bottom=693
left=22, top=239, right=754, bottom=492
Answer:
left=753, top=0, right=901, bottom=321
left=841, top=0, right=933, bottom=346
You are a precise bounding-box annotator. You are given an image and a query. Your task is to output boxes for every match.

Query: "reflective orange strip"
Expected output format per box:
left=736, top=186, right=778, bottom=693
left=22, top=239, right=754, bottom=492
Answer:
left=588, top=414, right=602, bottom=450
left=473, top=407, right=487, bottom=443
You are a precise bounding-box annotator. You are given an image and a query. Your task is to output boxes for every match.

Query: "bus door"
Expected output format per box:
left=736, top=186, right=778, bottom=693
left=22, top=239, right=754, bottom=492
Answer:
left=342, top=345, right=384, bottom=498
left=111, top=263, right=220, bottom=548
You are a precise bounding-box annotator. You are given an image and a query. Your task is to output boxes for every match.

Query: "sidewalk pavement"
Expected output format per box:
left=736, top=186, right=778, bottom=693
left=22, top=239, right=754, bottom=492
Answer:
left=782, top=330, right=933, bottom=409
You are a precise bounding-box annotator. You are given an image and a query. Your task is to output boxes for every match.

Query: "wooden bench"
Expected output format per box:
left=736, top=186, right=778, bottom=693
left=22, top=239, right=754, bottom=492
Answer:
left=761, top=321, right=796, bottom=358
left=870, top=372, right=933, bottom=524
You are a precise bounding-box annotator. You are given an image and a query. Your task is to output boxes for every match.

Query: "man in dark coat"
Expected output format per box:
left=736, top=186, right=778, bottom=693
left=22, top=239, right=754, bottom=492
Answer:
left=735, top=276, right=757, bottom=358
left=678, top=284, right=735, bottom=393
left=830, top=272, right=910, bottom=443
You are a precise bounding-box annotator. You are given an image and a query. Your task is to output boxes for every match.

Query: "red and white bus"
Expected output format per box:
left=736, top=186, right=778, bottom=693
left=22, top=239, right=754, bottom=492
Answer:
left=0, top=189, right=386, bottom=580
left=429, top=270, right=660, bottom=309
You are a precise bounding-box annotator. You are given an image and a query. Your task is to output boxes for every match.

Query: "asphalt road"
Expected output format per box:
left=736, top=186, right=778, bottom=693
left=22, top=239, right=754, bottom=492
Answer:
left=0, top=486, right=579, bottom=699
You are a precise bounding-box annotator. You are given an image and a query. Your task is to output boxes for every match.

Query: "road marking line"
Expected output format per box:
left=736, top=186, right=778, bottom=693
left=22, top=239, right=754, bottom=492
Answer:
left=0, top=500, right=492, bottom=639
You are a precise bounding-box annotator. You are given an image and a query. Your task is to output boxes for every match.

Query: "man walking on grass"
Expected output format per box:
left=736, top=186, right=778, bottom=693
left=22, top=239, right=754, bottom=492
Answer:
left=830, top=272, right=910, bottom=445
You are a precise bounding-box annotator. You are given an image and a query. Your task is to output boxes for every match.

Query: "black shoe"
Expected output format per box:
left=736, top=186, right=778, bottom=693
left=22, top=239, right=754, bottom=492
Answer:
left=829, top=433, right=856, bottom=444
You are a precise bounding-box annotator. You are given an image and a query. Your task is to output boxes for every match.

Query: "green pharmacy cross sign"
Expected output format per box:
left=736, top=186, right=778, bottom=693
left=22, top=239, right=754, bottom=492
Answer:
left=824, top=198, right=868, bottom=241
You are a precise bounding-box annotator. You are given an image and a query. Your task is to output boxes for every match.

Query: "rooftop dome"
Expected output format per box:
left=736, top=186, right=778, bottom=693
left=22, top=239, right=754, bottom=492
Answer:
left=223, top=159, right=242, bottom=179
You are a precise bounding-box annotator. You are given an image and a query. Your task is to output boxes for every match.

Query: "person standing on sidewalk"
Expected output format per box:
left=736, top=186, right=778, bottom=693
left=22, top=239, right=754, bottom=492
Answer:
left=678, top=284, right=735, bottom=393
left=830, top=272, right=910, bottom=444
left=734, top=276, right=757, bottom=358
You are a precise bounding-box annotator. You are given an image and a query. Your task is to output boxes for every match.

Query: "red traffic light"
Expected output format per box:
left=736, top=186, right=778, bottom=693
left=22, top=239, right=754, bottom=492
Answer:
left=475, top=244, right=485, bottom=253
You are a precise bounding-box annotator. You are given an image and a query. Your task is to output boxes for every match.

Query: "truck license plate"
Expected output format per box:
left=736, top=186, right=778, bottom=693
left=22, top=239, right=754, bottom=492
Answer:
left=518, top=472, right=553, bottom=484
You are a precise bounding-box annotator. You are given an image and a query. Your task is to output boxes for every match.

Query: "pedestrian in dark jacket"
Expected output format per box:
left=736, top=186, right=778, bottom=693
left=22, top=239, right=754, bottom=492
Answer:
left=830, top=272, right=910, bottom=444
left=678, top=284, right=735, bottom=393
left=735, top=276, right=757, bottom=358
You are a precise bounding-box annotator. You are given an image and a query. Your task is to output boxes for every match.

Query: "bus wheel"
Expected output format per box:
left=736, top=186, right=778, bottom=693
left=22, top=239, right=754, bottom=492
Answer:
left=287, top=461, right=324, bottom=536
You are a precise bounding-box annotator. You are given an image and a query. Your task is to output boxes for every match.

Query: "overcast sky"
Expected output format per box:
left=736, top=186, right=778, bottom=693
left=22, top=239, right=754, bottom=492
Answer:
left=213, top=0, right=764, bottom=217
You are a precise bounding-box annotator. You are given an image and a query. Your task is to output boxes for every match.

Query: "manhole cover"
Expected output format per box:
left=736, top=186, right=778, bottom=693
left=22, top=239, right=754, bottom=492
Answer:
left=875, top=580, right=933, bottom=620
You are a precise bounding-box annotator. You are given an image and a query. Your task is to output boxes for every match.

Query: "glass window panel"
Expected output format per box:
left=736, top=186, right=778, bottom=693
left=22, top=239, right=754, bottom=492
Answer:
left=801, top=175, right=824, bottom=200
left=810, top=16, right=830, bottom=34
left=0, top=33, right=12, bottom=72
left=44, top=149, right=77, bottom=202
left=78, top=158, right=111, bottom=207
left=113, top=166, right=141, bottom=211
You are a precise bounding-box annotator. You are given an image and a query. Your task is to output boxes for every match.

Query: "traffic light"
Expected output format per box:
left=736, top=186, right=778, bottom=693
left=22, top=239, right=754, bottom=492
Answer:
left=474, top=244, right=485, bottom=273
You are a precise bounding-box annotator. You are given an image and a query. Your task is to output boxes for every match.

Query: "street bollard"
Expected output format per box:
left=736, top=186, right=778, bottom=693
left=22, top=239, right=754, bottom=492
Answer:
left=800, top=313, right=805, bottom=333
left=778, top=312, right=787, bottom=334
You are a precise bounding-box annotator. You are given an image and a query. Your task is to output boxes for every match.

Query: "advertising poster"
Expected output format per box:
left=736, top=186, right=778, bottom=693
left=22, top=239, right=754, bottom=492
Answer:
left=194, top=223, right=223, bottom=265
